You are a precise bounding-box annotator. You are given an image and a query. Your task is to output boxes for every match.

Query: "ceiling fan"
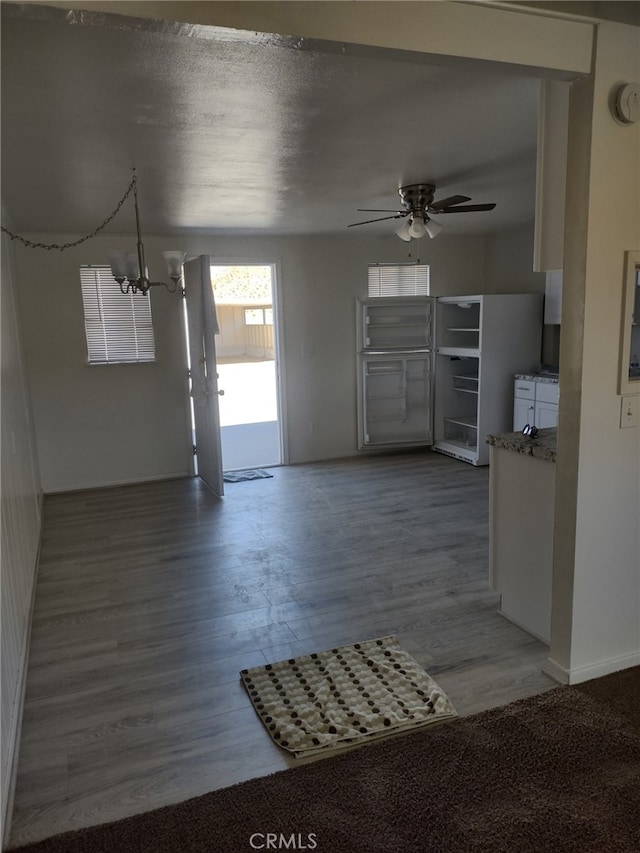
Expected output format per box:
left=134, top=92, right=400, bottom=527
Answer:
left=348, top=183, right=496, bottom=241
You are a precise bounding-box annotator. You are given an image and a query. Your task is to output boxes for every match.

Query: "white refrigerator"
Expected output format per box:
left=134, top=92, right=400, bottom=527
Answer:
left=356, top=294, right=543, bottom=465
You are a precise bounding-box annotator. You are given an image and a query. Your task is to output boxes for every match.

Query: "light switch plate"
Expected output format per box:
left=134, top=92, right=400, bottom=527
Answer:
left=620, top=395, right=639, bottom=429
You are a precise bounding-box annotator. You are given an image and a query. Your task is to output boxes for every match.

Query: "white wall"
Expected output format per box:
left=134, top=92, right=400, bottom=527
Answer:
left=484, top=222, right=558, bottom=365
left=206, top=232, right=486, bottom=464
left=0, top=221, right=42, bottom=843
left=15, top=236, right=192, bottom=493
left=484, top=222, right=545, bottom=295
left=549, top=20, right=640, bottom=683
left=15, top=231, right=485, bottom=489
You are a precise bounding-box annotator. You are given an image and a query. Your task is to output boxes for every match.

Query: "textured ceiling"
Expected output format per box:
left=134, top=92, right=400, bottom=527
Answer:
left=1, top=3, right=541, bottom=238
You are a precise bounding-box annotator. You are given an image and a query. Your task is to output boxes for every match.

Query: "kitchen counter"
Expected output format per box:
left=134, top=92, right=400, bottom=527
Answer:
left=486, top=427, right=557, bottom=462
left=514, top=372, right=559, bottom=385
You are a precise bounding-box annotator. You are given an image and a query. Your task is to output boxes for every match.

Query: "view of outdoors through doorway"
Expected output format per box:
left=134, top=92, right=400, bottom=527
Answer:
left=210, top=264, right=281, bottom=471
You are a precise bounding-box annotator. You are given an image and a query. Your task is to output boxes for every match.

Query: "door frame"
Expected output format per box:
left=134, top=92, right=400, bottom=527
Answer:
left=206, top=256, right=288, bottom=467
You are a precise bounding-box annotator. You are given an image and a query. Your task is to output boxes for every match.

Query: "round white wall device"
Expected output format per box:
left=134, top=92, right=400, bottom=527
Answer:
left=613, top=83, right=639, bottom=125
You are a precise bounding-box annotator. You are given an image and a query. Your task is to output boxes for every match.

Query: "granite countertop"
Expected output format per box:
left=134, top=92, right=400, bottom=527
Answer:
left=514, top=373, right=559, bottom=385
left=486, top=427, right=557, bottom=462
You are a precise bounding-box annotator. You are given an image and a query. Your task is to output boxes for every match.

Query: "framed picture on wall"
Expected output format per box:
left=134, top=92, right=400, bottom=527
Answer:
left=619, top=250, right=640, bottom=395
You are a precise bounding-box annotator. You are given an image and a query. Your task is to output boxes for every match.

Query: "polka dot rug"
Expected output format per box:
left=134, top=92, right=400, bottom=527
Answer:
left=240, top=635, right=457, bottom=756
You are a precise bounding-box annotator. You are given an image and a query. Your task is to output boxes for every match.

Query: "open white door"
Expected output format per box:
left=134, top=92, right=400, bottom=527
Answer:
left=184, top=256, right=224, bottom=496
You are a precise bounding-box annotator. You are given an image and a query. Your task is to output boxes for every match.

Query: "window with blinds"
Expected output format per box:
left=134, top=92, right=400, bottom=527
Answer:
left=367, top=263, right=430, bottom=297
left=80, top=265, right=155, bottom=364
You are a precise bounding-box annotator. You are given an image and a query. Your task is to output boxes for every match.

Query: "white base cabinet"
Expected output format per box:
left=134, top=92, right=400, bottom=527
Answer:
left=489, top=445, right=554, bottom=644
left=535, top=399, right=560, bottom=428
left=513, top=377, right=559, bottom=431
left=513, top=396, right=535, bottom=432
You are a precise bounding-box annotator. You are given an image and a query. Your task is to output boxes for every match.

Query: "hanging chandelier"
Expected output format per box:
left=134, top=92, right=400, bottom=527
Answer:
left=108, top=170, right=185, bottom=296
left=1, top=168, right=185, bottom=296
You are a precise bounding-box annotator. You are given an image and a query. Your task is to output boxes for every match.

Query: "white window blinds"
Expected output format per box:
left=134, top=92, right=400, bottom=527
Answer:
left=368, top=263, right=430, bottom=297
left=80, top=265, right=155, bottom=364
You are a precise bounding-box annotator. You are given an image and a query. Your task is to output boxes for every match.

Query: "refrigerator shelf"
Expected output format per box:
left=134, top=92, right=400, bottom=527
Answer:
left=444, top=415, right=478, bottom=429
left=437, top=346, right=481, bottom=357
left=365, top=433, right=429, bottom=446
left=437, top=300, right=482, bottom=350
left=452, top=372, right=479, bottom=392
left=367, top=414, right=406, bottom=423
left=367, top=319, right=429, bottom=327
left=365, top=335, right=429, bottom=344
left=366, top=366, right=403, bottom=375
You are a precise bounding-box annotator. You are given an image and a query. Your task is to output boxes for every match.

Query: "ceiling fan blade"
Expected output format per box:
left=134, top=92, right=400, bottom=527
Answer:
left=356, top=208, right=405, bottom=213
left=428, top=195, right=471, bottom=211
left=433, top=203, right=496, bottom=214
left=348, top=214, right=407, bottom=227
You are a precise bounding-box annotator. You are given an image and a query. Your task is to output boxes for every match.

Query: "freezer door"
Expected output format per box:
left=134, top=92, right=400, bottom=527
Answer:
left=357, top=353, right=433, bottom=449
left=357, top=298, right=433, bottom=351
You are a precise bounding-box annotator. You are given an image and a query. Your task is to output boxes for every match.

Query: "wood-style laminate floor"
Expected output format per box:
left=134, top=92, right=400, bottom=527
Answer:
left=9, top=451, right=555, bottom=847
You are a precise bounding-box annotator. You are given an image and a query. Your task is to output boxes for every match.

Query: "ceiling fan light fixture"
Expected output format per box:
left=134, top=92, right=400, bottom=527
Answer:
left=425, top=218, right=443, bottom=239
left=350, top=182, right=494, bottom=239
left=408, top=216, right=427, bottom=239
left=396, top=219, right=413, bottom=241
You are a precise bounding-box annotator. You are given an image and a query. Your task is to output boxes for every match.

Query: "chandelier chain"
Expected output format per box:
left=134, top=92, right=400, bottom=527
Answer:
left=0, top=175, right=137, bottom=251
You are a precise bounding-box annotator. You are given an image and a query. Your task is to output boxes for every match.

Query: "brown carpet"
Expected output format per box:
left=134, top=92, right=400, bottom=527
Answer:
left=12, top=666, right=640, bottom=853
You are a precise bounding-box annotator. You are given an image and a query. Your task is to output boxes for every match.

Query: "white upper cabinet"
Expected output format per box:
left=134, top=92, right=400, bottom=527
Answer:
left=533, top=80, right=569, bottom=273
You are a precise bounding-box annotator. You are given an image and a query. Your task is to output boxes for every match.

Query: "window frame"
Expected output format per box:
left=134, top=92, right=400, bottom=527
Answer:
left=243, top=306, right=273, bottom=326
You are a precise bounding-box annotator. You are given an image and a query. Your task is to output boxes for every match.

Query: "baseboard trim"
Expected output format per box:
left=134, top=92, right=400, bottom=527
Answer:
left=497, top=609, right=550, bottom=646
left=543, top=650, right=640, bottom=685
left=542, top=656, right=570, bottom=684
left=43, top=472, right=191, bottom=495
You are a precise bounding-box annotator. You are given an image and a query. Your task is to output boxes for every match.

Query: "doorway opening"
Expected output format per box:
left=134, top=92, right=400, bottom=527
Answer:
left=210, top=263, right=282, bottom=471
